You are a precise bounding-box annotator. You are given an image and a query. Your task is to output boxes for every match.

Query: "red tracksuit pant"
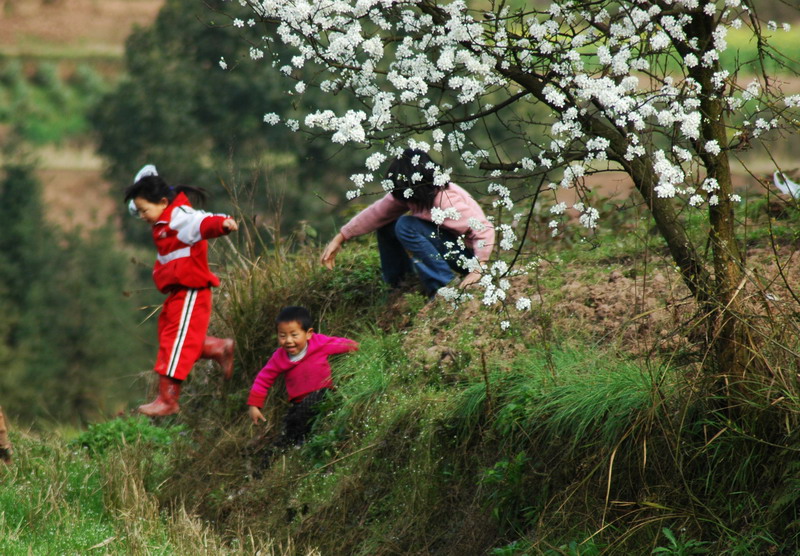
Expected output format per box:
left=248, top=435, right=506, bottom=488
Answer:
left=155, top=287, right=212, bottom=381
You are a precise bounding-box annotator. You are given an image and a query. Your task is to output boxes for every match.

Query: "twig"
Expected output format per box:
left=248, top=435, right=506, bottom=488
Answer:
left=293, top=442, right=381, bottom=481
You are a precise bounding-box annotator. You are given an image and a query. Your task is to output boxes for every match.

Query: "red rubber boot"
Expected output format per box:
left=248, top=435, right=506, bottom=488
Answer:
left=201, top=336, right=235, bottom=380
left=138, top=375, right=181, bottom=417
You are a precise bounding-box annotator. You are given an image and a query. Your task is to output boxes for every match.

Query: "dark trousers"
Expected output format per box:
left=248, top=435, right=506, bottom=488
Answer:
left=276, top=388, right=330, bottom=448
left=258, top=389, right=330, bottom=470
left=376, top=215, right=474, bottom=296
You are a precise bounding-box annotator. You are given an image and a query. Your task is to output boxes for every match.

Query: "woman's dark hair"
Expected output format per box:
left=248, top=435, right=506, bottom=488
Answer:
left=124, top=175, right=207, bottom=206
left=388, top=148, right=449, bottom=211
left=276, top=306, right=313, bottom=331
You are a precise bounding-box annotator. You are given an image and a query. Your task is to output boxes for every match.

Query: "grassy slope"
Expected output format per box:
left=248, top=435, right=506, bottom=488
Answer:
left=0, top=422, right=317, bottom=555
left=80, top=195, right=800, bottom=554
left=5, top=197, right=800, bottom=554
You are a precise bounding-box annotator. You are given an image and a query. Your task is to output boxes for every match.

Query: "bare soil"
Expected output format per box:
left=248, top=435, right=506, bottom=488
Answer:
left=403, top=236, right=800, bottom=376
left=0, top=0, right=162, bottom=52
left=39, top=167, right=120, bottom=231
left=1, top=0, right=163, bottom=231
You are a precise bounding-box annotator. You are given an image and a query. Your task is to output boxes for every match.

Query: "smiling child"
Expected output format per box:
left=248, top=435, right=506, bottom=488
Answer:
left=247, top=306, right=358, bottom=448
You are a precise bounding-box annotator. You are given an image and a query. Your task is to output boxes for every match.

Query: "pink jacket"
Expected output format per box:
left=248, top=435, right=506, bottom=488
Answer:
left=339, top=183, right=494, bottom=262
left=247, top=333, right=359, bottom=406
left=150, top=193, right=231, bottom=293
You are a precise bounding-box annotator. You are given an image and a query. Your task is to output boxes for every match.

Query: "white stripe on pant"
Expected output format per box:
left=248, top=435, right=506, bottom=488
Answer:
left=166, top=288, right=198, bottom=378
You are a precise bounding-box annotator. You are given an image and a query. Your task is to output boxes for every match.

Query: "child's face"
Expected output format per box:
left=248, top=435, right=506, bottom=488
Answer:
left=133, top=197, right=169, bottom=224
left=277, top=320, right=313, bottom=356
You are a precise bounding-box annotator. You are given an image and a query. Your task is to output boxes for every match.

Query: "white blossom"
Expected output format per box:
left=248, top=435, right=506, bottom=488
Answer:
left=468, top=218, right=486, bottom=231
left=229, top=0, right=791, bottom=317
left=431, top=207, right=462, bottom=225
left=704, top=140, right=721, bottom=156
left=365, top=152, right=387, bottom=171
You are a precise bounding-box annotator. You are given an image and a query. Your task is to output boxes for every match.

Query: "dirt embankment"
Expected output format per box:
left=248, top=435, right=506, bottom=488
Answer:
left=2, top=0, right=163, bottom=231
left=0, top=0, right=162, bottom=53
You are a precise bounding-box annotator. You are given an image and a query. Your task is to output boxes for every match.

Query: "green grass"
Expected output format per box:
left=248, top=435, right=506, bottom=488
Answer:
left=0, top=424, right=318, bottom=555
left=0, top=430, right=157, bottom=555
left=149, top=238, right=800, bottom=554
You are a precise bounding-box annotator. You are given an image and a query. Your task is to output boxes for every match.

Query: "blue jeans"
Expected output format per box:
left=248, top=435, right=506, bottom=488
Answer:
left=376, top=215, right=474, bottom=296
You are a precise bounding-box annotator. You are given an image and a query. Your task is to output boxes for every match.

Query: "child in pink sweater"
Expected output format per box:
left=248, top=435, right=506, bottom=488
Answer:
left=248, top=306, right=358, bottom=447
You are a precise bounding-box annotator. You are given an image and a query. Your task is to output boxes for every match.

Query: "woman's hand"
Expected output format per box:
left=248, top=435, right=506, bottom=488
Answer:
left=459, top=270, right=482, bottom=289
left=223, top=218, right=239, bottom=233
left=321, top=233, right=345, bottom=270
left=248, top=405, right=266, bottom=424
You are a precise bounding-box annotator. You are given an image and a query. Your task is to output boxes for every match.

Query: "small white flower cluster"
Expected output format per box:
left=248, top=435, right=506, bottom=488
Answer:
left=652, top=150, right=686, bottom=199
left=263, top=113, right=280, bottom=125
left=704, top=140, right=721, bottom=156
left=437, top=286, right=473, bottom=306
left=468, top=217, right=486, bottom=231
left=785, top=95, right=800, bottom=108
left=430, top=207, right=462, bottom=225
left=497, top=224, right=517, bottom=250
left=304, top=110, right=367, bottom=145
left=572, top=203, right=600, bottom=230
left=488, top=182, right=513, bottom=210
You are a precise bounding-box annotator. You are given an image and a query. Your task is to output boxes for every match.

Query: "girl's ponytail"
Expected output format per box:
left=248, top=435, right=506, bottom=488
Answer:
left=124, top=176, right=207, bottom=207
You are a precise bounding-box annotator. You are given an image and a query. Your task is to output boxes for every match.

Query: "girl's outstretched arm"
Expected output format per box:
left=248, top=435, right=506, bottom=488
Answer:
left=171, top=205, right=234, bottom=244
left=459, top=270, right=482, bottom=288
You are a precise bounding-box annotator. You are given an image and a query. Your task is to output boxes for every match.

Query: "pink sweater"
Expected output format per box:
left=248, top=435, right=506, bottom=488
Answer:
left=339, top=183, right=495, bottom=262
left=247, top=333, right=359, bottom=407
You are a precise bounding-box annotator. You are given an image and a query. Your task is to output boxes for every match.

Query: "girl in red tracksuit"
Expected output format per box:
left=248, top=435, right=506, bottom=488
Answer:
left=125, top=172, right=238, bottom=416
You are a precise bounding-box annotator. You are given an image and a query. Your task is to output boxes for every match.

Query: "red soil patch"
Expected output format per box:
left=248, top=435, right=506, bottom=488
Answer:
left=0, top=0, right=162, bottom=232
left=38, top=168, right=120, bottom=232
left=0, top=0, right=162, bottom=50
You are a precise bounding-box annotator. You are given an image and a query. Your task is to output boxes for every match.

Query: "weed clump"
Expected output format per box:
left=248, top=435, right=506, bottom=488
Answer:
left=71, top=415, right=187, bottom=456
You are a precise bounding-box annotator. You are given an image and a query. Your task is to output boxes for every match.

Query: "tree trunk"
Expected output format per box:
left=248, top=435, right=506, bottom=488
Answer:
left=699, top=77, right=748, bottom=382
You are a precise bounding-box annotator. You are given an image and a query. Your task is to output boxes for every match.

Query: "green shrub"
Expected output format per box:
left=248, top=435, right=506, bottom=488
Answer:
left=71, top=416, right=187, bottom=456
left=69, top=62, right=109, bottom=100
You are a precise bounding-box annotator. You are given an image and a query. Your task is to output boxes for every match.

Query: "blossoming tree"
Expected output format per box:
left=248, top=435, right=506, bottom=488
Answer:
left=225, top=0, right=797, bottom=377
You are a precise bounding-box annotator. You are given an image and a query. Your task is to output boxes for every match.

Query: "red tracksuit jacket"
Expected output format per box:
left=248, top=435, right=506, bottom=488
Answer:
left=150, top=192, right=230, bottom=293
